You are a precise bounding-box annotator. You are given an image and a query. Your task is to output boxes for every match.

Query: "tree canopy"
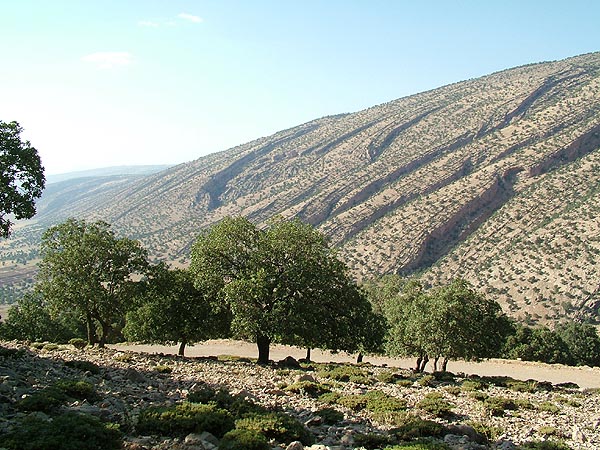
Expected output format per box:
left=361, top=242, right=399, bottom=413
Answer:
left=0, top=120, right=45, bottom=237
left=124, top=264, right=230, bottom=356
left=190, top=216, right=381, bottom=363
left=37, top=218, right=148, bottom=346
left=383, top=278, right=512, bottom=371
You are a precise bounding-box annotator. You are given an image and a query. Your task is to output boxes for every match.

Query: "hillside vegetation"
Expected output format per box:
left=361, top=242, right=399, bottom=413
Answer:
left=2, top=52, right=600, bottom=323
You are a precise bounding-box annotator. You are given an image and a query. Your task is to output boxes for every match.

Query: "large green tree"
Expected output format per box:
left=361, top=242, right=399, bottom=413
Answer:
left=124, top=264, right=230, bottom=356
left=190, top=216, right=380, bottom=364
left=0, top=120, right=45, bottom=237
left=384, top=279, right=512, bottom=371
left=37, top=218, right=148, bottom=346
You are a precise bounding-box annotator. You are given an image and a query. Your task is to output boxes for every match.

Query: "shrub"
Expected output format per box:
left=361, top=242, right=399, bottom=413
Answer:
left=317, top=365, right=371, bottom=383
left=364, top=390, right=407, bottom=414
left=187, top=384, right=265, bottom=418
left=314, top=407, right=344, bottom=425
left=537, top=401, right=560, bottom=413
left=154, top=365, right=173, bottom=373
left=64, top=359, right=101, bottom=375
left=235, top=412, right=313, bottom=445
left=377, top=370, right=399, bottom=383
left=69, top=338, right=87, bottom=349
left=55, top=380, right=99, bottom=402
left=417, top=375, right=436, bottom=387
left=17, top=389, right=65, bottom=413
left=468, top=391, right=488, bottom=402
left=466, top=421, right=502, bottom=442
left=538, top=426, right=561, bottom=437
left=0, top=412, right=121, bottom=450
left=483, top=396, right=517, bottom=416
left=337, top=394, right=368, bottom=411
left=284, top=381, right=331, bottom=398
left=318, top=391, right=341, bottom=404
left=444, top=386, right=461, bottom=396
left=416, top=392, right=454, bottom=417
left=461, top=380, right=485, bottom=391
left=354, top=432, right=392, bottom=449
left=43, top=343, right=60, bottom=351
left=388, top=414, right=445, bottom=440
left=218, top=429, right=269, bottom=450
left=0, top=346, right=26, bottom=359
left=136, top=402, right=234, bottom=437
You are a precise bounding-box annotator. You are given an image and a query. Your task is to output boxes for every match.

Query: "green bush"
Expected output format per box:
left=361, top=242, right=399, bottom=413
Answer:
left=461, top=380, right=485, bottom=391
left=137, top=402, right=234, bottom=437
left=388, top=414, right=445, bottom=440
left=416, top=392, right=454, bottom=417
left=364, top=390, right=407, bottom=413
left=483, top=396, right=517, bottom=416
left=337, top=394, right=368, bottom=411
left=377, top=370, right=399, bottom=383
left=0, top=412, right=121, bottom=450
left=354, top=432, right=392, bottom=449
left=235, top=412, right=313, bottom=445
left=317, top=364, right=371, bottom=383
left=154, top=365, right=173, bottom=373
left=314, top=407, right=344, bottom=424
left=43, top=343, right=60, bottom=351
left=417, top=375, right=436, bottom=387
left=187, top=384, right=265, bottom=418
left=17, top=389, right=66, bottom=413
left=468, top=391, right=489, bottom=402
left=284, top=381, right=331, bottom=398
left=54, top=380, right=99, bottom=402
left=0, top=346, right=26, bottom=359
left=318, top=391, right=341, bottom=404
left=69, top=338, right=87, bottom=349
left=466, top=421, right=502, bottom=442
left=218, top=429, right=269, bottom=450
left=64, top=359, right=101, bottom=375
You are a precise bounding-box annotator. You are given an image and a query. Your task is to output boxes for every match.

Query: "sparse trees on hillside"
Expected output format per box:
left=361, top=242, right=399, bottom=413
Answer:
left=0, top=120, right=45, bottom=238
left=37, top=218, right=148, bottom=346
left=124, top=264, right=230, bottom=356
left=190, top=216, right=381, bottom=364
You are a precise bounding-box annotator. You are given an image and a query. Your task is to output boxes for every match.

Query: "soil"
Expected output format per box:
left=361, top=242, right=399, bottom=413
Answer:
left=112, top=339, right=600, bottom=389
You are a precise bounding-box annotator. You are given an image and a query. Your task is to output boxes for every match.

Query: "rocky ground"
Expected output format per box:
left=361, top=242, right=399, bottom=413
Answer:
left=1, top=340, right=599, bottom=449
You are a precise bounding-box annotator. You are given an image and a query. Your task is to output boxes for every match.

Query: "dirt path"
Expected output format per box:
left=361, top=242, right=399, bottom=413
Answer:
left=112, top=339, right=600, bottom=389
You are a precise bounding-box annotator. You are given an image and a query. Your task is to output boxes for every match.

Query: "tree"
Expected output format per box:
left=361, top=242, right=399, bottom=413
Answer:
left=37, top=218, right=148, bottom=346
left=503, top=324, right=571, bottom=365
left=556, top=321, right=600, bottom=367
left=0, top=292, right=85, bottom=343
left=0, top=120, right=45, bottom=237
left=124, top=264, right=230, bottom=356
left=383, top=279, right=512, bottom=371
left=190, top=216, right=380, bottom=364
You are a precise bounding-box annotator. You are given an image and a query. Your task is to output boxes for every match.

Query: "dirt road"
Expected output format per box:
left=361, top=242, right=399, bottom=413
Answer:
left=112, top=339, right=600, bottom=389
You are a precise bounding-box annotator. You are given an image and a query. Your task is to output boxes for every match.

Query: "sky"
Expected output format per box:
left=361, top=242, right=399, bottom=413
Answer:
left=1, top=1, right=599, bottom=175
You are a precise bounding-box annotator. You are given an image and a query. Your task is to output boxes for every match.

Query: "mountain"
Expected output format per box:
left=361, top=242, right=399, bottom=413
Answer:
left=2, top=52, right=600, bottom=324
left=45, top=165, right=173, bottom=184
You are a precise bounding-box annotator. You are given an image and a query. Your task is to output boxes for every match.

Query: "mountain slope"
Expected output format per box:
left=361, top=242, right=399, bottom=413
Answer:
left=2, top=52, right=600, bottom=322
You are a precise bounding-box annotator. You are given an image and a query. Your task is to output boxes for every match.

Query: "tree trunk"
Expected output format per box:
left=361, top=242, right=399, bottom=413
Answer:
left=305, top=348, right=311, bottom=362
left=86, top=312, right=97, bottom=346
left=178, top=338, right=187, bottom=357
left=419, top=354, right=429, bottom=372
left=257, top=334, right=271, bottom=364
left=415, top=356, right=422, bottom=372
left=433, top=356, right=439, bottom=372
left=441, top=357, right=449, bottom=372
left=98, top=320, right=110, bottom=348
left=356, top=353, right=364, bottom=363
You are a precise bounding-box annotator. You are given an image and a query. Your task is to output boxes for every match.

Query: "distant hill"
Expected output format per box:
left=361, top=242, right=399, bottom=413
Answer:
left=46, top=165, right=173, bottom=184
left=2, top=52, right=600, bottom=325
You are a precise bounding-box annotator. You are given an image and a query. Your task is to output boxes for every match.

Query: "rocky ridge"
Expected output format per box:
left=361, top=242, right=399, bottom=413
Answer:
left=1, top=340, right=599, bottom=449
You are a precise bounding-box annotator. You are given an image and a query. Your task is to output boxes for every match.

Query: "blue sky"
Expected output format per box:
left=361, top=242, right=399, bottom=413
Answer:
left=1, top=1, right=598, bottom=175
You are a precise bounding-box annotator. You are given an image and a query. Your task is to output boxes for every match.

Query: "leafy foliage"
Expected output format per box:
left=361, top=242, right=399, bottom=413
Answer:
left=124, top=264, right=229, bottom=356
left=37, top=218, right=148, bottom=346
left=0, top=120, right=45, bottom=238
left=0, top=412, right=121, bottom=450
left=190, top=216, right=382, bottom=363
left=235, top=411, right=314, bottom=445
left=218, top=429, right=270, bottom=450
